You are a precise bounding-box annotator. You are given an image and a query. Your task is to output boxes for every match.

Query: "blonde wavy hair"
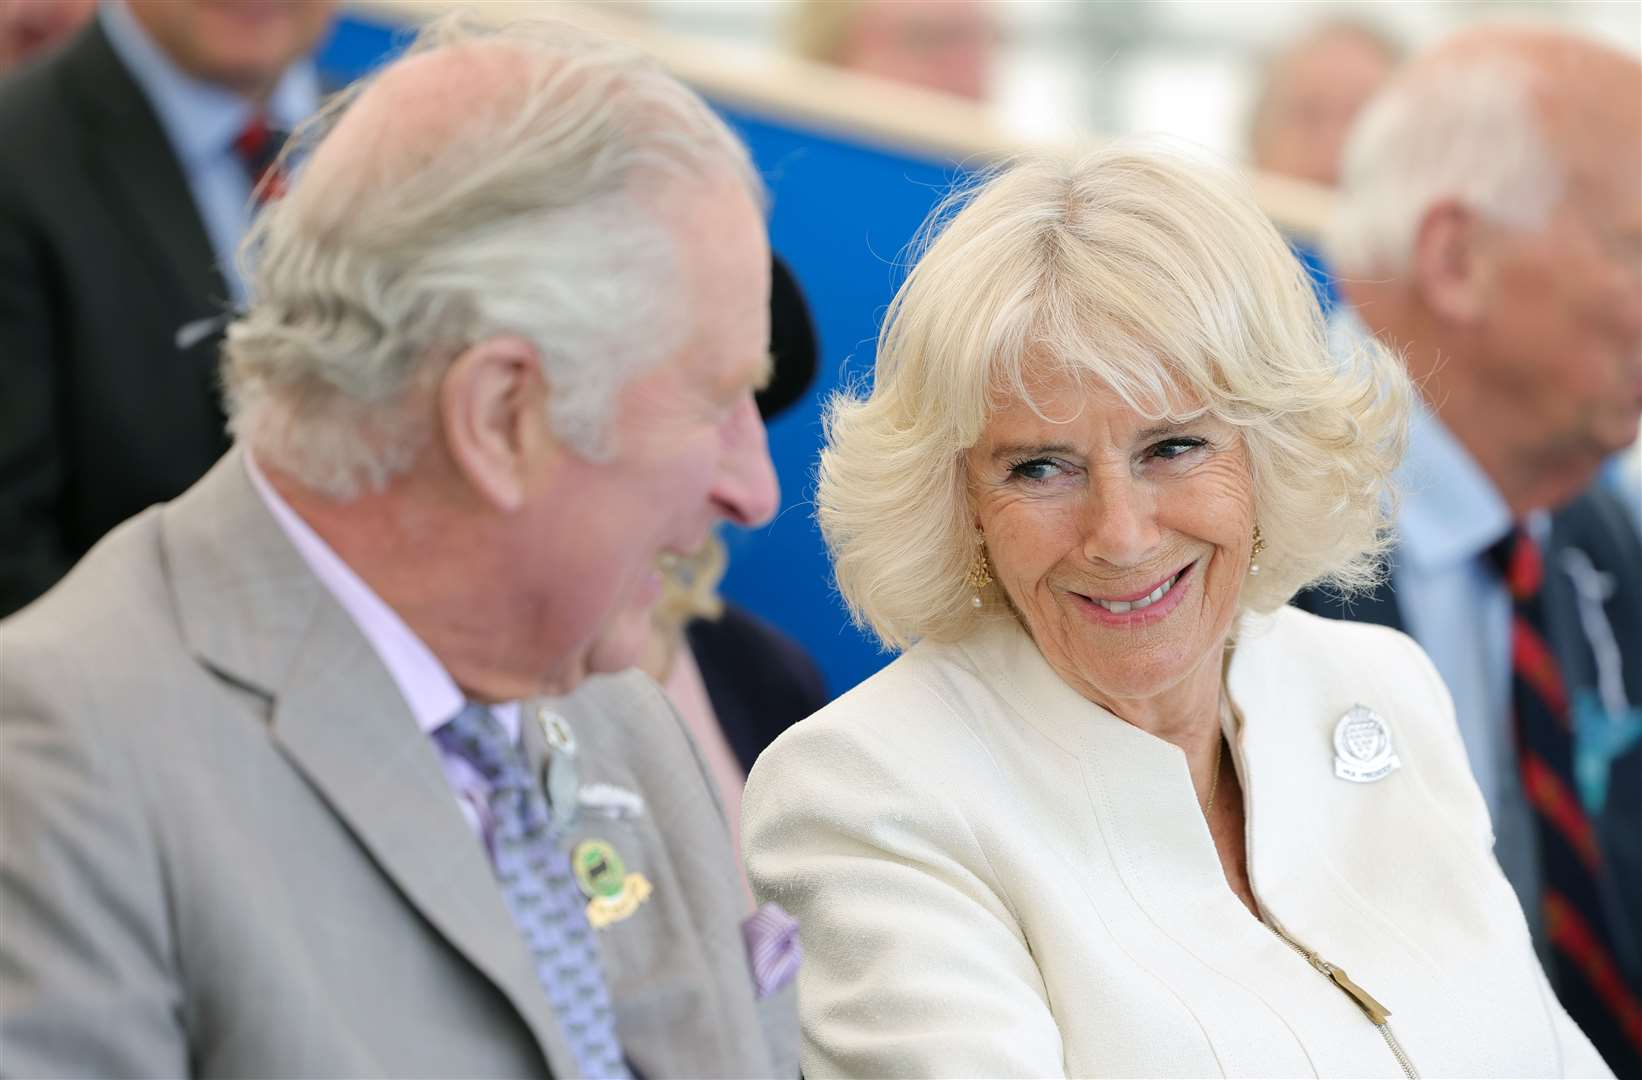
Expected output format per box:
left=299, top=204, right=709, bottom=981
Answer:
left=819, top=144, right=1410, bottom=651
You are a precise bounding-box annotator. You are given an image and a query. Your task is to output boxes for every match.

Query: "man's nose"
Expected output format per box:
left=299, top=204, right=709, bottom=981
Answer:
left=713, top=396, right=780, bottom=528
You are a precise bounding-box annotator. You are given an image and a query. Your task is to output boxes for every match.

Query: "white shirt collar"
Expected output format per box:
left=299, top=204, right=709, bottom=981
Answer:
left=1397, top=403, right=1515, bottom=572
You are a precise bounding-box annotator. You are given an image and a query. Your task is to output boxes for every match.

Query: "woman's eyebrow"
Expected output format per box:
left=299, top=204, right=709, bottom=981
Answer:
left=1134, top=422, right=1190, bottom=441
left=989, top=442, right=1077, bottom=461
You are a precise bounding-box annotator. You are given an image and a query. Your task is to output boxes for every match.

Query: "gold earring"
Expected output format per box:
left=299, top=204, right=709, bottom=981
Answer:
left=964, top=530, right=993, bottom=607
left=1249, top=524, right=1267, bottom=576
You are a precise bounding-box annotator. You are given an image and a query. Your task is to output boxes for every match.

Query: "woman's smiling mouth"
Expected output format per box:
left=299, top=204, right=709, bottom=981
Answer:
left=1071, top=560, right=1197, bottom=625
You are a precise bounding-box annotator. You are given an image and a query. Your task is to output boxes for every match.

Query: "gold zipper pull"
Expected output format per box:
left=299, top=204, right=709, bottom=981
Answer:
left=1327, top=965, right=1392, bottom=1025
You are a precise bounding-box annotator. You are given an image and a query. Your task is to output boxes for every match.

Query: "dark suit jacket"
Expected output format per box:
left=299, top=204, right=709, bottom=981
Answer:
left=1294, top=486, right=1642, bottom=1069
left=0, top=20, right=233, bottom=617
left=687, top=603, right=830, bottom=776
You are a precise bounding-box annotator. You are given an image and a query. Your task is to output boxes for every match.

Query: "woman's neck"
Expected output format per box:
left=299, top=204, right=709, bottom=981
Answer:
left=1092, top=647, right=1227, bottom=761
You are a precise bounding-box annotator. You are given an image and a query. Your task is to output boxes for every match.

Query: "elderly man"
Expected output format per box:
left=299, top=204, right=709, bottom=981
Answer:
left=0, top=0, right=336, bottom=617
left=1248, top=19, right=1400, bottom=190
left=1299, top=25, right=1642, bottom=1075
left=0, top=13, right=798, bottom=1079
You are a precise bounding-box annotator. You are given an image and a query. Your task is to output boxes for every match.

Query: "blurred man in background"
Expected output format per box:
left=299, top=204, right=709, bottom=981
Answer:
left=1, top=11, right=798, bottom=1077
left=1302, top=25, right=1642, bottom=1075
left=1249, top=19, right=1400, bottom=189
left=0, top=0, right=91, bottom=71
left=1249, top=19, right=1400, bottom=312
left=0, top=0, right=335, bottom=617
left=790, top=0, right=996, bottom=102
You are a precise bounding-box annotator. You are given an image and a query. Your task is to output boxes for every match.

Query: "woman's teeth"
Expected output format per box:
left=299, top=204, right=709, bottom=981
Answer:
left=1094, top=571, right=1179, bottom=614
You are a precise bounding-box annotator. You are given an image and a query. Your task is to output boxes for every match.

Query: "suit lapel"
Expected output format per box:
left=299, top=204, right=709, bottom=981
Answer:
left=59, top=21, right=229, bottom=318
left=163, top=451, right=580, bottom=1076
left=57, top=20, right=231, bottom=431
left=535, top=678, right=771, bottom=1078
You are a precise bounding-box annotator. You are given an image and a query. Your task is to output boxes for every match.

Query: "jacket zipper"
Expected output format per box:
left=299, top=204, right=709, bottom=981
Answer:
left=1266, top=923, right=1417, bottom=1079
left=1220, top=692, right=1417, bottom=1078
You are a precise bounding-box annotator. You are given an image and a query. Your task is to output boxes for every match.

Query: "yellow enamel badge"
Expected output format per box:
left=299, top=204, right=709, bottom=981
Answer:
left=571, top=838, right=653, bottom=930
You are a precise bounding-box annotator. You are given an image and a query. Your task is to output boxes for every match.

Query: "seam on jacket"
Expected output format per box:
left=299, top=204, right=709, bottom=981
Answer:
left=1078, top=752, right=1306, bottom=1079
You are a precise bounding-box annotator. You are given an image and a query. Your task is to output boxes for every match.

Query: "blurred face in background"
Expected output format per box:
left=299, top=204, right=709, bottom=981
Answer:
left=126, top=0, right=337, bottom=101
left=839, top=0, right=997, bottom=102
left=0, top=0, right=93, bottom=72
left=1470, top=77, right=1642, bottom=506
left=1252, top=26, right=1397, bottom=187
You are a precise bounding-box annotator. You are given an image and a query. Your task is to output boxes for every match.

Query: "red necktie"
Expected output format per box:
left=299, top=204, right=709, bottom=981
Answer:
left=1489, top=526, right=1642, bottom=1072
left=232, top=114, right=287, bottom=205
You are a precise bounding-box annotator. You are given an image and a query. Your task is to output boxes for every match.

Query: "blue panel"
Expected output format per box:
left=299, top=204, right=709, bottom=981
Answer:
left=315, top=12, right=409, bottom=85
left=715, top=108, right=971, bottom=694
left=310, top=14, right=973, bottom=694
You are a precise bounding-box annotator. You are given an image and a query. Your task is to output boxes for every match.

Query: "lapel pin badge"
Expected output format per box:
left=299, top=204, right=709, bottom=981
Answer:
left=537, top=706, right=580, bottom=832
left=572, top=837, right=653, bottom=930
left=1334, top=704, right=1401, bottom=783
left=577, top=782, right=646, bottom=821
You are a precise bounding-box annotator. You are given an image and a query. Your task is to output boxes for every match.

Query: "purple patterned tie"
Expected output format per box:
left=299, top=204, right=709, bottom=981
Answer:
left=436, top=704, right=631, bottom=1079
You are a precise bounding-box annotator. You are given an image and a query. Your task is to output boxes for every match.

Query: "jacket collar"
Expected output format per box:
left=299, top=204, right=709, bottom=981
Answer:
left=160, top=448, right=580, bottom=1074
left=951, top=608, right=1335, bottom=920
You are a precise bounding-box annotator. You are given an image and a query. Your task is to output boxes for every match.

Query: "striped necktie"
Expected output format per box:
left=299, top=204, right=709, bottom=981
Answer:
left=1489, top=527, right=1642, bottom=1073
left=435, top=703, right=632, bottom=1079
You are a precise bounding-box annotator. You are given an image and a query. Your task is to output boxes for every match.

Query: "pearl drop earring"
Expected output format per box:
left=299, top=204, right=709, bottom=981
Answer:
left=1249, top=524, right=1267, bottom=576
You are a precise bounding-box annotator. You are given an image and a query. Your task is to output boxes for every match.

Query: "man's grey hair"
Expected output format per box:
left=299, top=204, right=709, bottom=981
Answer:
left=1327, top=50, right=1561, bottom=275
left=223, top=12, right=760, bottom=499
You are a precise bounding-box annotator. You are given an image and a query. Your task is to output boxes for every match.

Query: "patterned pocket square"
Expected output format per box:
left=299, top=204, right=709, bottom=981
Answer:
left=741, top=902, right=801, bottom=1000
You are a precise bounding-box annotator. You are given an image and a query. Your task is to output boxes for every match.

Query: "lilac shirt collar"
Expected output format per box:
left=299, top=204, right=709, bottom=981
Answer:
left=244, top=453, right=519, bottom=743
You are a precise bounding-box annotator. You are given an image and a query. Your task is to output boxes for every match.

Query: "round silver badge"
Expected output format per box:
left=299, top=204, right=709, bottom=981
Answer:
left=1333, top=704, right=1401, bottom=783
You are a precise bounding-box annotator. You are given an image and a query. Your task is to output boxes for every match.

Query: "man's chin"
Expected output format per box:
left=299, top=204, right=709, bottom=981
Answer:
left=583, top=605, right=660, bottom=678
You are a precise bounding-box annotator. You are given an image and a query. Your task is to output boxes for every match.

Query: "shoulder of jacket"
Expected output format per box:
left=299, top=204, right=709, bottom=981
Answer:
left=3, top=509, right=174, bottom=664
left=1555, top=487, right=1642, bottom=565
left=1256, top=603, right=1424, bottom=668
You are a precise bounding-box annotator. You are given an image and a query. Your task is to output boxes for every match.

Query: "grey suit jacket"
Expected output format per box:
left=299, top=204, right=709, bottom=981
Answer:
left=0, top=450, right=798, bottom=1079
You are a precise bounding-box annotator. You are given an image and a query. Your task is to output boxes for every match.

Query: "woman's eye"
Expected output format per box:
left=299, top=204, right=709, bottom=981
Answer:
left=1007, top=457, right=1062, bottom=482
left=1150, top=437, right=1207, bottom=461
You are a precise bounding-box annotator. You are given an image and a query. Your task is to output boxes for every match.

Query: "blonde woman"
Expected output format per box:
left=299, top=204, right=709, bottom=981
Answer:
left=742, top=146, right=1610, bottom=1077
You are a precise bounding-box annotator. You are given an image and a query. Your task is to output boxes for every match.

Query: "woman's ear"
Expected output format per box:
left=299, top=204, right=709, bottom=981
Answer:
left=438, top=335, right=548, bottom=512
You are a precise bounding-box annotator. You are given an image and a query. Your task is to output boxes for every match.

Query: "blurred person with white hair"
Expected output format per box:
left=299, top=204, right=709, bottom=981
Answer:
left=743, top=144, right=1608, bottom=1077
left=1247, top=19, right=1401, bottom=314
left=0, top=13, right=802, bottom=1078
left=1249, top=19, right=1401, bottom=190
left=1300, top=25, right=1642, bottom=1075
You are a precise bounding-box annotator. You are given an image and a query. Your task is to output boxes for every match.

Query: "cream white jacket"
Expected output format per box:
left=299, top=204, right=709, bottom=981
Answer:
left=743, top=606, right=1609, bottom=1078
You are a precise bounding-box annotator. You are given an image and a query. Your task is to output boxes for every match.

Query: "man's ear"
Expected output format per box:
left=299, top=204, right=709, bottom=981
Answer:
left=1411, top=199, right=1493, bottom=325
left=439, top=335, right=549, bottom=512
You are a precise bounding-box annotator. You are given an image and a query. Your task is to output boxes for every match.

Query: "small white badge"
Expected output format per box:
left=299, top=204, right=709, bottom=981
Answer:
left=578, top=783, right=646, bottom=821
left=1333, top=704, right=1401, bottom=783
